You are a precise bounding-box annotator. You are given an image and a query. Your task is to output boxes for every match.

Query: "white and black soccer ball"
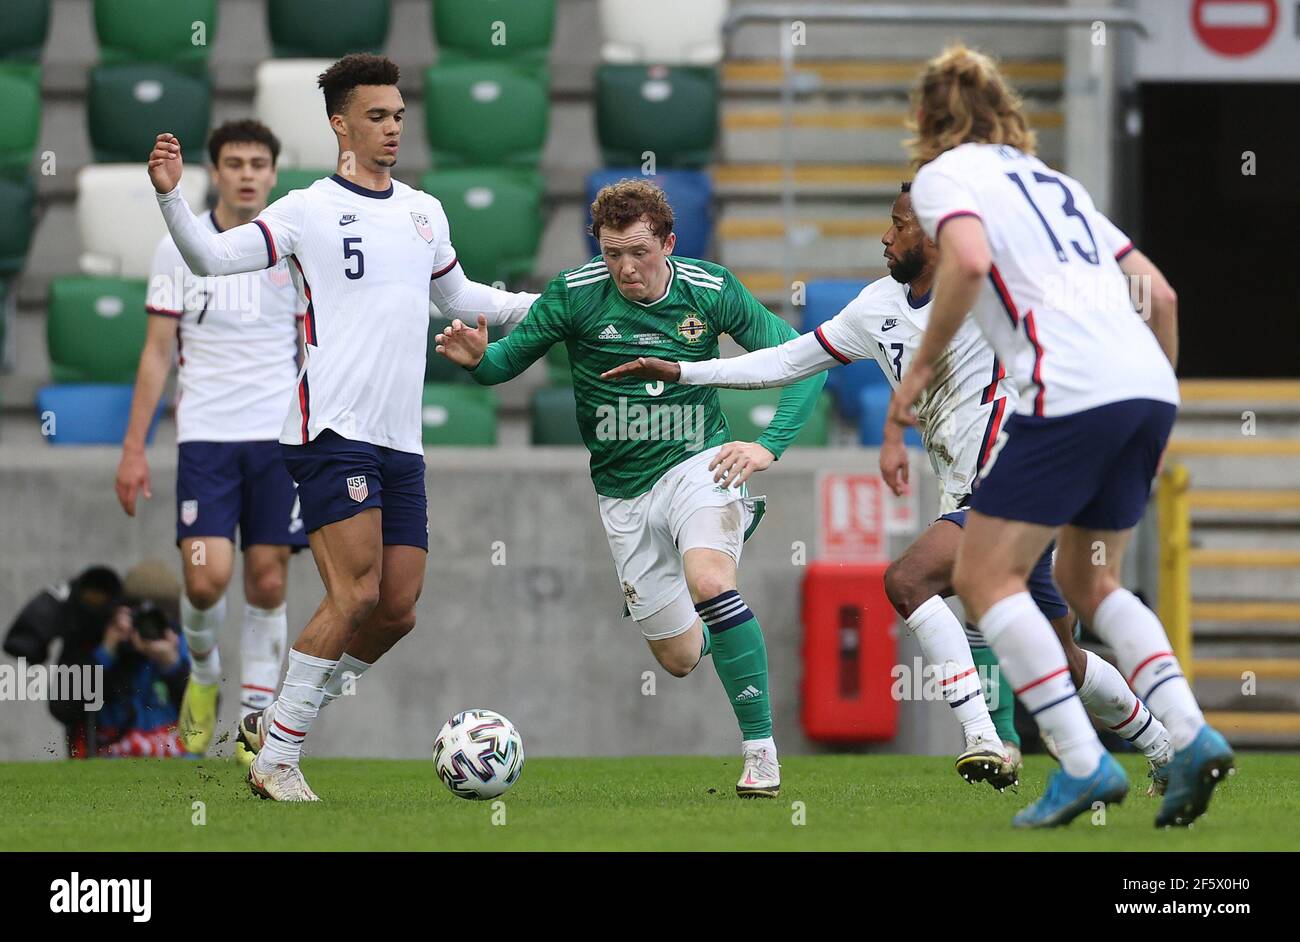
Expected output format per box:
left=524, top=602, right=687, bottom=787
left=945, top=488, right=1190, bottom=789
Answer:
left=432, top=708, right=524, bottom=800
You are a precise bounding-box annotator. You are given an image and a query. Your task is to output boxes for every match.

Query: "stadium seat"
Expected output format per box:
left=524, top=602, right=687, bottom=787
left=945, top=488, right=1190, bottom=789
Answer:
left=421, top=383, right=497, bottom=446
left=530, top=384, right=584, bottom=445
left=0, top=174, right=36, bottom=277
left=599, top=0, right=727, bottom=66
left=254, top=60, right=338, bottom=168
left=420, top=169, right=543, bottom=285
left=595, top=65, right=719, bottom=168
left=77, top=164, right=208, bottom=279
left=0, top=65, right=41, bottom=178
left=585, top=168, right=712, bottom=259
left=801, top=279, right=884, bottom=424
left=269, top=167, right=329, bottom=203
left=46, top=276, right=149, bottom=384
left=36, top=384, right=164, bottom=445
left=88, top=64, right=212, bottom=165
left=425, top=317, right=475, bottom=384
left=0, top=0, right=51, bottom=61
left=423, top=63, right=548, bottom=169
left=94, top=0, right=217, bottom=68
left=717, top=388, right=830, bottom=448
left=858, top=384, right=921, bottom=448
left=433, top=0, right=555, bottom=74
left=268, top=0, right=390, bottom=58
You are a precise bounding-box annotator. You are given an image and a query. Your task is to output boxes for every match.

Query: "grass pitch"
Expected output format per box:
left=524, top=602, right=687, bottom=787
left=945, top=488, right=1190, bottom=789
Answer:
left=1, top=752, right=1295, bottom=851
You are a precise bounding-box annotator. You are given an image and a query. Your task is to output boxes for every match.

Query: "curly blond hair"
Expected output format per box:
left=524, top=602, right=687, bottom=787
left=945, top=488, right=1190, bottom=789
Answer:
left=907, top=44, right=1037, bottom=168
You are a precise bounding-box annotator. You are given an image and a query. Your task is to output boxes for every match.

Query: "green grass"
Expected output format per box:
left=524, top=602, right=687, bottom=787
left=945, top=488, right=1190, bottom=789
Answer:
left=1, top=753, right=1294, bottom=851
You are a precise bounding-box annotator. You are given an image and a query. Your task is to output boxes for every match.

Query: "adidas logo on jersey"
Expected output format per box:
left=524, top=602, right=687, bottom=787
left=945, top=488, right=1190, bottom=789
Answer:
left=598, top=324, right=622, bottom=340
left=735, top=685, right=763, bottom=702
left=339, top=214, right=358, bottom=226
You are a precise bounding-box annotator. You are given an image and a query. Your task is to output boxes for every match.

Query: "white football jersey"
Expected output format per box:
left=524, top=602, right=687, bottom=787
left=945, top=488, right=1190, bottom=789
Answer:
left=817, top=277, right=1013, bottom=508
left=911, top=143, right=1178, bottom=418
left=146, top=212, right=302, bottom=443
left=254, top=175, right=457, bottom=454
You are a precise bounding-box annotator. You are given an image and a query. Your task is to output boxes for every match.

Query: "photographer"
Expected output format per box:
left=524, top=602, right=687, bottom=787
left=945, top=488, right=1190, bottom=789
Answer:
left=5, top=560, right=193, bottom=757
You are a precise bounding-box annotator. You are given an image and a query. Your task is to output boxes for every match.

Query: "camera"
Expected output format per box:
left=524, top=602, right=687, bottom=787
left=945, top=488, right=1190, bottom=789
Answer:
left=129, top=600, right=170, bottom=641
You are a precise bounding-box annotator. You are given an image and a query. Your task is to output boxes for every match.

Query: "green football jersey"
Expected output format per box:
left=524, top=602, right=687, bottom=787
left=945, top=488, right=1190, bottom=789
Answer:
left=469, top=256, right=826, bottom=498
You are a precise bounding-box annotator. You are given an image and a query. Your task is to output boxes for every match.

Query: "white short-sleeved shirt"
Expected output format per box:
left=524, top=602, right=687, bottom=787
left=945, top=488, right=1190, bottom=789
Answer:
left=816, top=277, right=1014, bottom=508
left=254, top=175, right=460, bottom=454
left=146, top=212, right=303, bottom=443
left=911, top=143, right=1178, bottom=418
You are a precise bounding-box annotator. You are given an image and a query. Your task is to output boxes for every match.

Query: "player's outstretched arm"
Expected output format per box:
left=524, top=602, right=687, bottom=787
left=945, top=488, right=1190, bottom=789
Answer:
left=429, top=264, right=540, bottom=328
left=601, top=331, right=838, bottom=389
left=149, top=134, right=281, bottom=278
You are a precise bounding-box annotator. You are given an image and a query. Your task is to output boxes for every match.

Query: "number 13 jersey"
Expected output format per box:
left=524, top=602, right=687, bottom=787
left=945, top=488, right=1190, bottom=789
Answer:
left=255, top=174, right=458, bottom=454
left=911, top=143, right=1178, bottom=419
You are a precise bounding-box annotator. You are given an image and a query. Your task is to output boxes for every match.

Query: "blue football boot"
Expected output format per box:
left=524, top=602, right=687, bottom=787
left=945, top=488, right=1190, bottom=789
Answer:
left=1012, top=752, right=1129, bottom=829
left=1155, top=725, right=1235, bottom=828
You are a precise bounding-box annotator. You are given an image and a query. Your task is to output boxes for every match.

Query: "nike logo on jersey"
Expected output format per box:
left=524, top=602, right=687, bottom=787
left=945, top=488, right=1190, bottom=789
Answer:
left=339, top=214, right=358, bottom=226
left=882, top=318, right=899, bottom=331
left=598, top=324, right=622, bottom=340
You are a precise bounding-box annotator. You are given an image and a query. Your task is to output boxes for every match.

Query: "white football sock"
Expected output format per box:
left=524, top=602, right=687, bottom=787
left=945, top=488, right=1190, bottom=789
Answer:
left=980, top=592, right=1104, bottom=778
left=907, top=595, right=999, bottom=746
left=181, top=594, right=226, bottom=686
left=1079, top=649, right=1172, bottom=763
left=742, top=736, right=777, bottom=757
left=255, top=649, right=336, bottom=770
left=321, top=652, right=373, bottom=709
left=240, top=603, right=287, bottom=712
left=1090, top=588, right=1203, bottom=750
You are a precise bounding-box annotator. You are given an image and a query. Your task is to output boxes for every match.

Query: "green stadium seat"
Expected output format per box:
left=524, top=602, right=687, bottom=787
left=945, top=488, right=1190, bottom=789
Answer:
left=425, top=317, right=475, bottom=384
left=269, top=167, right=329, bottom=203
left=94, top=0, right=217, bottom=68
left=433, top=0, right=554, bottom=75
left=0, top=0, right=52, bottom=61
left=0, top=65, right=40, bottom=178
left=421, top=383, right=497, bottom=445
left=47, top=277, right=149, bottom=384
left=595, top=65, right=718, bottom=168
left=0, top=174, right=36, bottom=277
left=424, top=63, right=548, bottom=169
left=420, top=169, right=543, bottom=285
left=530, top=384, right=584, bottom=445
left=717, top=388, right=831, bottom=448
left=88, top=64, right=212, bottom=164
left=267, top=0, right=391, bottom=58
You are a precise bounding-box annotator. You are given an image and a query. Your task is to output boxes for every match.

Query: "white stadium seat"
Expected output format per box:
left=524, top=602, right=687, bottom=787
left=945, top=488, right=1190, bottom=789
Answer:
left=77, top=165, right=208, bottom=280
left=599, top=0, right=729, bottom=65
left=253, top=59, right=337, bottom=169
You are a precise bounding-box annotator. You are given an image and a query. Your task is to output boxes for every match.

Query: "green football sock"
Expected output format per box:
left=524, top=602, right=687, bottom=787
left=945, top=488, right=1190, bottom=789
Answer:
left=971, top=641, right=1019, bottom=747
left=697, top=592, right=771, bottom=740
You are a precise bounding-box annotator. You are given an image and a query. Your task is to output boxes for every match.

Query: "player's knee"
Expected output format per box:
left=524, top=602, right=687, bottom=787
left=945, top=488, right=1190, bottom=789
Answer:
left=689, top=574, right=735, bottom=606
left=883, top=560, right=925, bottom=617
left=1055, top=568, right=1117, bottom=622
left=337, top=579, right=381, bottom=626
left=184, top=572, right=227, bottom=610
left=378, top=607, right=417, bottom=642
left=657, top=648, right=699, bottom=678
left=245, top=567, right=285, bottom=609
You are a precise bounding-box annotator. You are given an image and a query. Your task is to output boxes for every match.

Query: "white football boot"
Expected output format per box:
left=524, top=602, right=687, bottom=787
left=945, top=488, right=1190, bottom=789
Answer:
left=736, top=744, right=781, bottom=798
left=235, top=703, right=274, bottom=769
left=248, top=759, right=320, bottom=802
left=955, top=735, right=1019, bottom=791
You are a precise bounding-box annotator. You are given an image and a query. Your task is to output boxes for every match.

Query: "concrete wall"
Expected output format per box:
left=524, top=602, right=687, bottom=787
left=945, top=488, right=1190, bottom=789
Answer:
left=0, top=443, right=958, bottom=761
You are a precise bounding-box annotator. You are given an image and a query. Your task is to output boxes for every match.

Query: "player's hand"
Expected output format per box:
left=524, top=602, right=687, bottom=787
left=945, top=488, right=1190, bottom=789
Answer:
left=115, top=448, right=152, bottom=517
left=887, top=364, right=930, bottom=431
left=147, top=133, right=184, bottom=194
left=709, top=441, right=774, bottom=489
left=599, top=357, right=681, bottom=383
left=879, top=431, right=910, bottom=497
left=435, top=314, right=489, bottom=369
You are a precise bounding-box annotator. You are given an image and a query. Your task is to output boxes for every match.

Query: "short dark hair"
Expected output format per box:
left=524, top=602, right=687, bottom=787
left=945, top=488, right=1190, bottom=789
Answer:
left=900, top=181, right=911, bottom=193
left=318, top=53, right=401, bottom=116
left=589, top=178, right=675, bottom=244
left=207, top=119, right=281, bottom=166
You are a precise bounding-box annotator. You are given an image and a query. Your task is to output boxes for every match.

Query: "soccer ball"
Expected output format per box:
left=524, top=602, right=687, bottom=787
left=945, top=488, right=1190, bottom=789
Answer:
left=432, top=708, right=524, bottom=800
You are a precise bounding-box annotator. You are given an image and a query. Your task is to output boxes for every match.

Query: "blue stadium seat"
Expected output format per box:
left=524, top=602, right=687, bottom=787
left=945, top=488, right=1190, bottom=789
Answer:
left=36, top=384, right=164, bottom=445
left=802, top=279, right=886, bottom=424
left=584, top=168, right=712, bottom=259
left=857, top=384, right=921, bottom=448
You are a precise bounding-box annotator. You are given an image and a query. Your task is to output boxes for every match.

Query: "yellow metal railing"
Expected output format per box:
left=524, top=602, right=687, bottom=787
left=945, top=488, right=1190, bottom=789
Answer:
left=1157, top=464, right=1193, bottom=682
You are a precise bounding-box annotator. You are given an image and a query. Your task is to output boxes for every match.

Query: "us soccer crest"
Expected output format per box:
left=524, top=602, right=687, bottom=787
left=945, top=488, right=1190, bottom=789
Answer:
left=677, top=313, right=707, bottom=343
left=410, top=212, right=434, bottom=243
left=347, top=475, right=369, bottom=503
left=180, top=500, right=198, bottom=526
